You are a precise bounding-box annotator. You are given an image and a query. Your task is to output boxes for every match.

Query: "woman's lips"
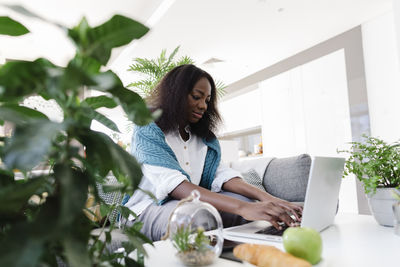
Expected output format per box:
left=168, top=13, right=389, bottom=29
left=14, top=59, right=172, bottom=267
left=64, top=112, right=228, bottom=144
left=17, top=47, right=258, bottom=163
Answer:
left=192, top=111, right=203, bottom=119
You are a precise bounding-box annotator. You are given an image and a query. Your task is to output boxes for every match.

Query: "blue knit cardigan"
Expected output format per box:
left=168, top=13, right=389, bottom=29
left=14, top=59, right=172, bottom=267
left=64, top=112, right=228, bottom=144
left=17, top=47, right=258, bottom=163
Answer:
left=130, top=122, right=221, bottom=204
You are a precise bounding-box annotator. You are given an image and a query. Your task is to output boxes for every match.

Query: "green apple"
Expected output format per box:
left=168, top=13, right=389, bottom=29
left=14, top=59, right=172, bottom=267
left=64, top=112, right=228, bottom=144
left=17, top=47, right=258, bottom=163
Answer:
left=282, top=227, right=322, bottom=265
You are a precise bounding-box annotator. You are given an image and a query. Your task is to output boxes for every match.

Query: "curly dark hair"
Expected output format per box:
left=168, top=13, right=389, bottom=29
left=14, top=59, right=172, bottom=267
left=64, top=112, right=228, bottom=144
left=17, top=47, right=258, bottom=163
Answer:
left=151, top=64, right=221, bottom=140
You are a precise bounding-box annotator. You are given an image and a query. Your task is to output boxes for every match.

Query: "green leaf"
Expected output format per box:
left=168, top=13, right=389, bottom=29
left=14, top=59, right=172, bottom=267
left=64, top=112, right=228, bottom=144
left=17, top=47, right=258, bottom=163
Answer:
left=77, top=129, right=114, bottom=176
left=69, top=15, right=149, bottom=65
left=68, top=17, right=90, bottom=50
left=124, top=225, right=152, bottom=257
left=0, top=59, right=50, bottom=102
left=0, top=104, right=49, bottom=124
left=78, top=130, right=143, bottom=193
left=3, top=120, right=65, bottom=171
left=82, top=95, right=117, bottom=109
left=125, top=257, right=143, bottom=267
left=100, top=203, right=110, bottom=217
left=0, top=234, right=43, bottom=267
left=70, top=53, right=101, bottom=74
left=111, top=87, right=153, bottom=126
left=119, top=206, right=137, bottom=220
left=55, top=164, right=89, bottom=227
left=0, top=16, right=29, bottom=36
left=61, top=61, right=96, bottom=92
left=63, top=214, right=92, bottom=267
left=0, top=176, right=46, bottom=215
left=80, top=107, right=120, bottom=132
left=0, top=168, right=15, bottom=187
left=91, top=71, right=153, bottom=126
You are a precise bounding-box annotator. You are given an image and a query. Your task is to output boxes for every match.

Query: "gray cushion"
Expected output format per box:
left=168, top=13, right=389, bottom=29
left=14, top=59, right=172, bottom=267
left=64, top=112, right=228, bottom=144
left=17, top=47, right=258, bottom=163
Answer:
left=241, top=168, right=266, bottom=192
left=262, top=154, right=311, bottom=202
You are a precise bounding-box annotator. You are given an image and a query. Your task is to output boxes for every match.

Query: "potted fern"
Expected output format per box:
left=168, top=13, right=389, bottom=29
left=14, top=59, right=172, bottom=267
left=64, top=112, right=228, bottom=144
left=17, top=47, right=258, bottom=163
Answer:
left=127, top=46, right=227, bottom=99
left=338, top=135, right=400, bottom=226
left=0, top=6, right=156, bottom=266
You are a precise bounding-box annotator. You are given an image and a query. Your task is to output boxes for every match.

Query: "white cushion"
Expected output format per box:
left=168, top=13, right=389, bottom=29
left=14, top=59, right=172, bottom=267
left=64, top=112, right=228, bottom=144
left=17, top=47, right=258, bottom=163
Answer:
left=230, top=157, right=274, bottom=178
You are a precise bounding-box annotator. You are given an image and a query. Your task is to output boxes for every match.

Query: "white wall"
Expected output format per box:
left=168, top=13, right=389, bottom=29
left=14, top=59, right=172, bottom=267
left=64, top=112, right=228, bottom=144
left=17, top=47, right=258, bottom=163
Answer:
left=393, top=0, right=400, bottom=67
left=218, top=89, right=262, bottom=134
left=362, top=11, right=400, bottom=143
left=259, top=50, right=353, bottom=158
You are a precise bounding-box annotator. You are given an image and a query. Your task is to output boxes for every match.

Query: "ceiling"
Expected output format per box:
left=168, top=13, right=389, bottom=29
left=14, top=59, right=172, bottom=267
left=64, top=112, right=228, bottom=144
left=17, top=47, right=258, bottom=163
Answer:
left=0, top=0, right=393, bottom=88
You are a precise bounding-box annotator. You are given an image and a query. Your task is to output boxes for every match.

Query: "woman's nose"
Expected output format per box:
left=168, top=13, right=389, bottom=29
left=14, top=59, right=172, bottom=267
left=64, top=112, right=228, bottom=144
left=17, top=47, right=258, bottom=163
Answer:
left=198, top=100, right=207, bottom=110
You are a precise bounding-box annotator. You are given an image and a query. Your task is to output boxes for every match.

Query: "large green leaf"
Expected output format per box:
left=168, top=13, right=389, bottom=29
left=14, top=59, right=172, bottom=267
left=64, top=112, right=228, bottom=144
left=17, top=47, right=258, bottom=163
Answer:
left=110, top=86, right=154, bottom=126
left=0, top=168, right=14, bottom=187
left=124, top=225, right=152, bottom=257
left=68, top=17, right=90, bottom=51
left=0, top=233, right=43, bottom=267
left=80, top=107, right=120, bottom=132
left=77, top=129, right=113, bottom=176
left=64, top=231, right=91, bottom=267
left=63, top=214, right=92, bottom=267
left=0, top=59, right=50, bottom=102
left=70, top=53, right=101, bottom=74
left=0, top=197, right=62, bottom=267
left=0, top=16, right=29, bottom=36
left=69, top=15, right=149, bottom=65
left=0, top=104, right=49, bottom=124
left=55, top=164, right=89, bottom=227
left=82, top=95, right=117, bottom=109
left=0, top=176, right=47, bottom=215
left=60, top=61, right=96, bottom=92
left=3, top=120, right=65, bottom=171
left=78, top=130, right=143, bottom=192
left=91, top=71, right=153, bottom=126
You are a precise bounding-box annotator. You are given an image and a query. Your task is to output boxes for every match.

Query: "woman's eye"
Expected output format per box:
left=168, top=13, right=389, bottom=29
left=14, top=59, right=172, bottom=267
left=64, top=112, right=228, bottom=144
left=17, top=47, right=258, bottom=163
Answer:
left=192, top=95, right=200, bottom=100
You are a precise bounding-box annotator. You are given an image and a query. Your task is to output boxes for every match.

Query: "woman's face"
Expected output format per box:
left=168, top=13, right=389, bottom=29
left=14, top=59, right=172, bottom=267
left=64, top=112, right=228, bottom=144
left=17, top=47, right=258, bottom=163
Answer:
left=186, top=77, right=212, bottom=124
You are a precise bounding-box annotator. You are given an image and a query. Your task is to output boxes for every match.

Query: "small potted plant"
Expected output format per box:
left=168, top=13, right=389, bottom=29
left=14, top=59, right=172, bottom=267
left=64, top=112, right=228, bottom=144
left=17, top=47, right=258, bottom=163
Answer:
left=172, top=225, right=216, bottom=266
left=164, top=190, right=224, bottom=266
left=338, top=135, right=400, bottom=226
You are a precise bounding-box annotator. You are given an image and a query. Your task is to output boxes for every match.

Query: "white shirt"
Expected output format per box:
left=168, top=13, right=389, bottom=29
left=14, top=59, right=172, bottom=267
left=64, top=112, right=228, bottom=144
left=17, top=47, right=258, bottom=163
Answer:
left=125, top=127, right=242, bottom=219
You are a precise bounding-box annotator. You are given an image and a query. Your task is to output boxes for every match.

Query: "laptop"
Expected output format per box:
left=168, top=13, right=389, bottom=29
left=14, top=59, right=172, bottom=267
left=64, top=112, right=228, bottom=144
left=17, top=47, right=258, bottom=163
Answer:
left=223, top=156, right=345, bottom=242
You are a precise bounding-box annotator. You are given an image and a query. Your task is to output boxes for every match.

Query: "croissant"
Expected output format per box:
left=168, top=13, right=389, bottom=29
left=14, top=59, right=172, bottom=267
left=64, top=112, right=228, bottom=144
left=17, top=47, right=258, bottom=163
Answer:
left=233, top=243, right=311, bottom=267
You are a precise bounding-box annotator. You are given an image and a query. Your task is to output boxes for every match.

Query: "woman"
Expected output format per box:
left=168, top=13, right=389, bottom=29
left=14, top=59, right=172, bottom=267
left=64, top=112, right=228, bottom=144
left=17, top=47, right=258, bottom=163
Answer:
left=125, top=64, right=302, bottom=241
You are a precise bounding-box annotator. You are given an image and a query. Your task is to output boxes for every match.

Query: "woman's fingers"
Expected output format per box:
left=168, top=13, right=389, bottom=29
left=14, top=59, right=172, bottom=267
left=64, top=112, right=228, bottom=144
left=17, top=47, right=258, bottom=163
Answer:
left=268, top=217, right=281, bottom=230
left=264, top=203, right=297, bottom=228
left=279, top=203, right=302, bottom=221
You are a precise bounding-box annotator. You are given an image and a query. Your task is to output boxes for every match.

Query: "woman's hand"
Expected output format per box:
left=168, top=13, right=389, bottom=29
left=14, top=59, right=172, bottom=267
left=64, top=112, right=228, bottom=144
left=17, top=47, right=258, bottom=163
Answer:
left=239, top=199, right=302, bottom=229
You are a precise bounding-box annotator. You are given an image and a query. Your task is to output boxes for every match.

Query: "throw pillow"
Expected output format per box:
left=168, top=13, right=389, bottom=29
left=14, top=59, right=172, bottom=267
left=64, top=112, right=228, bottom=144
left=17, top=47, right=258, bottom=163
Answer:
left=241, top=168, right=266, bottom=192
left=84, top=175, right=123, bottom=223
left=95, top=175, right=123, bottom=223
left=262, top=154, right=311, bottom=202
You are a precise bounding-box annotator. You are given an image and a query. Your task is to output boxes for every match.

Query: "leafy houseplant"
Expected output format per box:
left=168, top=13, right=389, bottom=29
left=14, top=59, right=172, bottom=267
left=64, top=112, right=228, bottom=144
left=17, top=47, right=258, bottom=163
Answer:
left=127, top=46, right=227, bottom=99
left=0, top=8, right=156, bottom=267
left=338, top=135, right=400, bottom=194
left=338, top=135, right=400, bottom=226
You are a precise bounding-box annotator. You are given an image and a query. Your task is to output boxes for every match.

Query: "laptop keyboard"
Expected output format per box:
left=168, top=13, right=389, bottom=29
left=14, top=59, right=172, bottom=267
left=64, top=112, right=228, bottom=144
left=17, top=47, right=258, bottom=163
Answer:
left=255, top=224, right=293, bottom=236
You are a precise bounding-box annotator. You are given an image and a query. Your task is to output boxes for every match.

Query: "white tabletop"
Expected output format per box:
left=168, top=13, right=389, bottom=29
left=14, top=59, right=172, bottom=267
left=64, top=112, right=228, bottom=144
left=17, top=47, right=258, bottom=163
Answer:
left=140, top=213, right=400, bottom=267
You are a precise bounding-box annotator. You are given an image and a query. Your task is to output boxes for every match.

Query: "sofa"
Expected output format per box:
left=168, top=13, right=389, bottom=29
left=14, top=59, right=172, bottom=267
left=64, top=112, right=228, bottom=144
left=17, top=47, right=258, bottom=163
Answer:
left=93, top=153, right=312, bottom=251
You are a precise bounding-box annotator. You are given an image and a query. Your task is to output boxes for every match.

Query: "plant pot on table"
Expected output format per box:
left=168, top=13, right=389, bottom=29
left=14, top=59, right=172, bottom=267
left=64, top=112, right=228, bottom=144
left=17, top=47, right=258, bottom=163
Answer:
left=367, top=188, right=398, bottom=227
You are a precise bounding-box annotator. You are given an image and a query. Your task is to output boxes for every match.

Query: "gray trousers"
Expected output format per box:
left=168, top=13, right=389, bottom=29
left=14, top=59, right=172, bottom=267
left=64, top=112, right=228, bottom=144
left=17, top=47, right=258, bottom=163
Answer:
left=124, top=191, right=251, bottom=241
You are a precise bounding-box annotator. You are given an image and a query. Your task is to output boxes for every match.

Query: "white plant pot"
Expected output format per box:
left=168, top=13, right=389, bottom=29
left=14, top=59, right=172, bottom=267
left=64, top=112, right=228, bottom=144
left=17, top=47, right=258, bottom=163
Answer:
left=367, top=188, right=397, bottom=227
